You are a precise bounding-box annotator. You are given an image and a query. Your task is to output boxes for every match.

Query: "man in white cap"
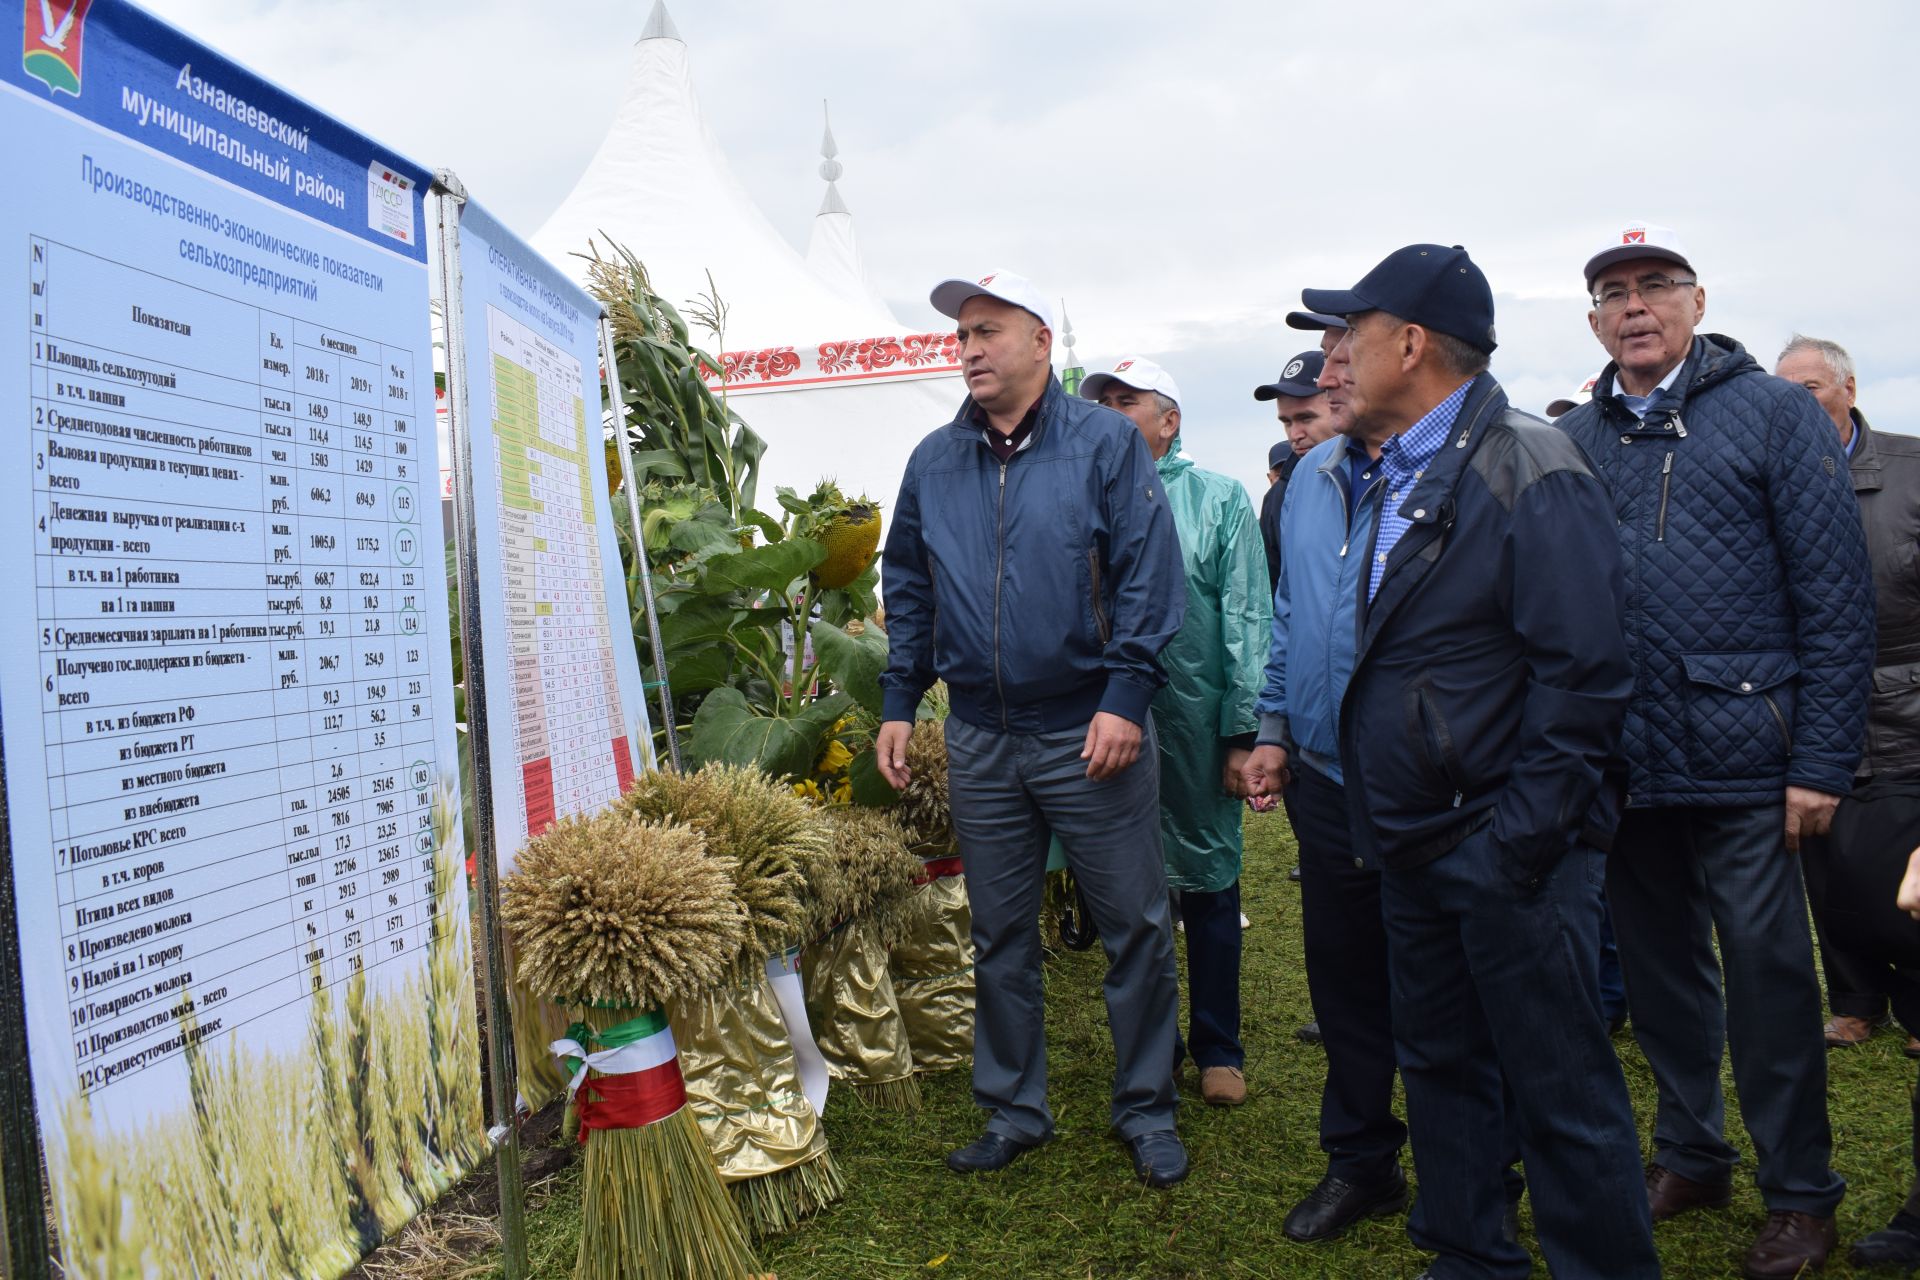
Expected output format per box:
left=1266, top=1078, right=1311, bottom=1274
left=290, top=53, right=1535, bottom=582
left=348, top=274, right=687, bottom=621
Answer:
left=876, top=270, right=1190, bottom=1186
left=1556, top=222, right=1874, bottom=1278
left=1082, top=356, right=1271, bottom=1108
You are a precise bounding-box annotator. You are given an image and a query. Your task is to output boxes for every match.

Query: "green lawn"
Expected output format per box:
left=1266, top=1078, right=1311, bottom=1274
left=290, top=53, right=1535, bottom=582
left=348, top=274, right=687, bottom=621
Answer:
left=485, top=810, right=1920, bottom=1278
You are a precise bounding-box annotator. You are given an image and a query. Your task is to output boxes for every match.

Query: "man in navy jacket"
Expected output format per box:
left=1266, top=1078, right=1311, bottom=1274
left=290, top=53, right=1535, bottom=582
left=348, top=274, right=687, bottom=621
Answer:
left=1556, top=222, right=1874, bottom=1279
left=1301, top=245, right=1658, bottom=1280
left=875, top=269, right=1190, bottom=1187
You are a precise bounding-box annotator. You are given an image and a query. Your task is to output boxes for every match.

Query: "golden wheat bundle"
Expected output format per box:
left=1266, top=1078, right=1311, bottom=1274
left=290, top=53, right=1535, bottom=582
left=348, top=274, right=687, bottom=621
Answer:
left=895, top=718, right=952, bottom=854
left=668, top=974, right=846, bottom=1238
left=502, top=810, right=748, bottom=1010
left=620, top=765, right=824, bottom=981
left=500, top=809, right=760, bottom=1279
left=791, top=807, right=924, bottom=1110
left=621, top=765, right=849, bottom=1235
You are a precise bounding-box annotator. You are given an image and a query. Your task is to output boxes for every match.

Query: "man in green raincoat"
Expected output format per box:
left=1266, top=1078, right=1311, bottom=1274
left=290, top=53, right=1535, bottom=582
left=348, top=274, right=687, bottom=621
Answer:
left=1085, top=357, right=1273, bottom=1106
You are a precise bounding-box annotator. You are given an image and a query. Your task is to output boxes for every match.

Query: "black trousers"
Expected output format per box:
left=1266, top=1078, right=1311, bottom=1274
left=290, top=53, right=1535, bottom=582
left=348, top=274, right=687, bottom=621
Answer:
left=1284, top=761, right=1406, bottom=1182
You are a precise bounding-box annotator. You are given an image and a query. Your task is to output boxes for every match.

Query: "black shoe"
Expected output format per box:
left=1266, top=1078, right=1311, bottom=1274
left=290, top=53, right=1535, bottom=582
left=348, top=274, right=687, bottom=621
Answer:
left=1296, top=1020, right=1323, bottom=1045
left=1851, top=1211, right=1920, bottom=1270
left=946, top=1130, right=1045, bottom=1173
left=1127, top=1130, right=1189, bottom=1188
left=1282, top=1168, right=1410, bottom=1242
left=1289, top=864, right=1302, bottom=882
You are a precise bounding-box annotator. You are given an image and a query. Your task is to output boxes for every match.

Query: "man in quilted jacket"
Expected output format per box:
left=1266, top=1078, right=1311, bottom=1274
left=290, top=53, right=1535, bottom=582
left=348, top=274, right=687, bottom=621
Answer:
left=1556, top=222, right=1875, bottom=1280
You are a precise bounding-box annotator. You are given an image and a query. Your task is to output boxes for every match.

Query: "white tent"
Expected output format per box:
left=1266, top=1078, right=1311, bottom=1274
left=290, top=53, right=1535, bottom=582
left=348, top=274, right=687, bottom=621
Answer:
left=532, top=2, right=965, bottom=511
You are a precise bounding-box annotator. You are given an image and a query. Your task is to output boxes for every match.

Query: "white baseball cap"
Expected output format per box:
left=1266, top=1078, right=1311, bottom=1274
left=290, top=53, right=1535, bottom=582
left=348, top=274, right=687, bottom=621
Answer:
left=1583, top=220, right=1694, bottom=287
left=1081, top=356, right=1182, bottom=408
left=929, top=268, right=1055, bottom=333
left=1545, top=373, right=1601, bottom=419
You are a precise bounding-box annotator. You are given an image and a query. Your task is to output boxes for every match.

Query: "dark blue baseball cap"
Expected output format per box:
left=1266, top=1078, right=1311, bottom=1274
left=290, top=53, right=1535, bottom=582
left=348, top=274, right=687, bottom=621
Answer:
left=1268, top=442, right=1290, bottom=470
left=1285, top=309, right=1349, bottom=332
left=1253, top=349, right=1327, bottom=401
left=1300, top=244, right=1498, bottom=354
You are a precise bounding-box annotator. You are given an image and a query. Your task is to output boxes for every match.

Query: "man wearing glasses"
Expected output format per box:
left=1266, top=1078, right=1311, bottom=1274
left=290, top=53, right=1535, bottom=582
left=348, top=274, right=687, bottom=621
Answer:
left=1555, top=222, right=1875, bottom=1279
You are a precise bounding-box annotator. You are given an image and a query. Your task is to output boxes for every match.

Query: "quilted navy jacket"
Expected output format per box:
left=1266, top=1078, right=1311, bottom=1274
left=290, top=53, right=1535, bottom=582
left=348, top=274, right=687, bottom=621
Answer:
left=1556, top=334, right=1875, bottom=806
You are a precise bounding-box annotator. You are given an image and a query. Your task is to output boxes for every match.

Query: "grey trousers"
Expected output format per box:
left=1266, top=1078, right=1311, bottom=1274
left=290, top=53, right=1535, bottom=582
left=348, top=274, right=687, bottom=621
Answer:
left=1609, top=803, right=1845, bottom=1215
left=945, top=715, right=1180, bottom=1142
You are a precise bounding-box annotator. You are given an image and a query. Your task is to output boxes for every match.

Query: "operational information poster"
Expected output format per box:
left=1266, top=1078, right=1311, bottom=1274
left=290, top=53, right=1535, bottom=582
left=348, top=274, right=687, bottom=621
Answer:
left=1, top=4, right=484, bottom=1275
left=445, top=200, right=651, bottom=867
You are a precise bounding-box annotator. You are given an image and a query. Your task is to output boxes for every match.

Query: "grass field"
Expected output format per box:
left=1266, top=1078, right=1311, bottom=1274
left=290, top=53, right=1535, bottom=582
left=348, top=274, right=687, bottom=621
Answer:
left=480, top=809, right=1920, bottom=1279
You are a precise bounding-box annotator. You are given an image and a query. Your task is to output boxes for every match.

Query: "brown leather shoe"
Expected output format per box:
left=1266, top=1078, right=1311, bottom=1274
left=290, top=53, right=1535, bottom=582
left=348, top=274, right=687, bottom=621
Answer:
left=1825, top=1013, right=1887, bottom=1046
left=1742, top=1210, right=1837, bottom=1279
left=1200, top=1065, right=1246, bottom=1106
left=1646, top=1163, right=1732, bottom=1221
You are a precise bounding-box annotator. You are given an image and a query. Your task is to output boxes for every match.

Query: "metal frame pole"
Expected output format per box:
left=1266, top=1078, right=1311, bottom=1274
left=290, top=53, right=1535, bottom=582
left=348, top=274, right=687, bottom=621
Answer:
left=0, top=734, right=52, bottom=1280
left=600, top=314, right=681, bottom=771
left=428, top=171, right=527, bottom=1280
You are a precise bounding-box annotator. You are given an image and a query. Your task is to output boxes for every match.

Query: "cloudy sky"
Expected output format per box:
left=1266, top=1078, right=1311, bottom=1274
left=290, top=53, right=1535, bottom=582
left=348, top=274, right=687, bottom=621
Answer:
left=147, top=0, right=1920, bottom=499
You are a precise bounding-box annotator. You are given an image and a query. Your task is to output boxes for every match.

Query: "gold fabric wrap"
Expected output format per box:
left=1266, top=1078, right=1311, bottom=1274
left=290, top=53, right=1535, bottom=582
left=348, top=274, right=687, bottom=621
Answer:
left=801, top=919, right=916, bottom=1102
left=668, top=972, right=834, bottom=1186
left=888, top=874, right=975, bottom=1073
left=502, top=930, right=569, bottom=1109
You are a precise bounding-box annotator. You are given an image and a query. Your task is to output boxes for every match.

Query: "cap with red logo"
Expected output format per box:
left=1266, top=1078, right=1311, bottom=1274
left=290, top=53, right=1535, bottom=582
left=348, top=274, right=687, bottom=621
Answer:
left=1583, top=220, right=1693, bottom=287
left=1545, top=372, right=1601, bottom=419
left=1081, top=355, right=1182, bottom=408
left=929, top=268, right=1056, bottom=332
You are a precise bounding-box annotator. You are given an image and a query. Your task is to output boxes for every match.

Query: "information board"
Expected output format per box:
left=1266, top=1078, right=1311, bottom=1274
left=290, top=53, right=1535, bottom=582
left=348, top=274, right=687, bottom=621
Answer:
left=1, top=3, right=484, bottom=1275
left=447, top=201, right=652, bottom=866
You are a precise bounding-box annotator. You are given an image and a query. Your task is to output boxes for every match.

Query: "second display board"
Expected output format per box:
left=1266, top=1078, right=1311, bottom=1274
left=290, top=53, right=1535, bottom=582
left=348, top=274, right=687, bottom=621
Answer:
left=439, top=197, right=654, bottom=1102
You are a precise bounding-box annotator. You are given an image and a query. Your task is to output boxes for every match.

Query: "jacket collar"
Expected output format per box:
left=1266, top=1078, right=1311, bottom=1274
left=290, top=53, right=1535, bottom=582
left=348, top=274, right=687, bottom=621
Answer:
left=948, top=374, right=1064, bottom=449
left=1849, top=409, right=1882, bottom=493
left=1593, top=334, right=1760, bottom=431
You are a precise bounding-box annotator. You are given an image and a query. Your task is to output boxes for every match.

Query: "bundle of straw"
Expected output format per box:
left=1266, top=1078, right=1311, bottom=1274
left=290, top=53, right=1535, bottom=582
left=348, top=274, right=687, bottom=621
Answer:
left=798, top=807, right=929, bottom=1110
left=501, top=809, right=759, bottom=1280
left=883, top=721, right=977, bottom=1074
left=622, top=765, right=846, bottom=1236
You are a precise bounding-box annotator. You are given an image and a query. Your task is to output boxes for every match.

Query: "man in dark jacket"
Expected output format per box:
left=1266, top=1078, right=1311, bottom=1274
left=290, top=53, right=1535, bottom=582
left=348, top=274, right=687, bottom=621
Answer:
left=1777, top=336, right=1920, bottom=1056
left=875, top=268, right=1190, bottom=1188
left=1300, top=245, right=1658, bottom=1280
left=1556, top=223, right=1875, bottom=1279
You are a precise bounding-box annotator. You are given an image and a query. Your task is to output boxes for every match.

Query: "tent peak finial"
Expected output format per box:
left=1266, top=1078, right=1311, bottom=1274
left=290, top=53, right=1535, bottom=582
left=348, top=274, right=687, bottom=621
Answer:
left=1059, top=299, right=1076, bottom=351
left=817, top=100, right=843, bottom=184
left=639, top=0, right=681, bottom=43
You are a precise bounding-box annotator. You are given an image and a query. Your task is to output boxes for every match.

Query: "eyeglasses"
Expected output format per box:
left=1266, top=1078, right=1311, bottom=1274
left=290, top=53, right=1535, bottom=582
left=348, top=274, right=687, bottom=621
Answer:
left=1591, top=274, right=1697, bottom=313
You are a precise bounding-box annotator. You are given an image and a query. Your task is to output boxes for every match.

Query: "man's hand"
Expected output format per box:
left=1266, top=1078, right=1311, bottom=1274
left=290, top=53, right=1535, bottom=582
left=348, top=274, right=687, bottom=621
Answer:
left=875, top=720, right=913, bottom=791
left=1783, top=785, right=1841, bottom=854
left=1243, top=744, right=1291, bottom=798
left=1081, top=712, right=1142, bottom=781
left=1222, top=747, right=1252, bottom=797
left=1899, top=846, right=1920, bottom=921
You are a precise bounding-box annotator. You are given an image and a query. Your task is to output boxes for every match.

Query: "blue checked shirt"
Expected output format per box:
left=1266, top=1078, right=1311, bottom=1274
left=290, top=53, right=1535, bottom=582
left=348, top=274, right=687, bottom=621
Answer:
left=1368, top=377, right=1476, bottom=601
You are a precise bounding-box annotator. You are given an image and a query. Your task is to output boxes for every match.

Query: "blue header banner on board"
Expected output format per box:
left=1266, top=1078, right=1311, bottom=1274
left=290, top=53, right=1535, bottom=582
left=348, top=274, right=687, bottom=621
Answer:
left=7, top=0, right=430, bottom=262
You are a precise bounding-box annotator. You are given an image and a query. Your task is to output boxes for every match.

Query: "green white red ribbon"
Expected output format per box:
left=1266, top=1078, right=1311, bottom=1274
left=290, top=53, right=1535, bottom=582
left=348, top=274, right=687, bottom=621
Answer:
left=551, top=1009, right=686, bottom=1131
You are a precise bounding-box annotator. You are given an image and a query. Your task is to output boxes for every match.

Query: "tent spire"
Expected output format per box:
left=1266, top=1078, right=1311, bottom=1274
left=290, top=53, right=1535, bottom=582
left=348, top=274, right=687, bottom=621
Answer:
left=1058, top=299, right=1084, bottom=395
left=816, top=101, right=848, bottom=216
left=638, top=0, right=681, bottom=43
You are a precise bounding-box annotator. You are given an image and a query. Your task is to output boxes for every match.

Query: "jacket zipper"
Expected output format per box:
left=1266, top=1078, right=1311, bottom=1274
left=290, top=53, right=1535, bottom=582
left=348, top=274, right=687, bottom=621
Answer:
left=1088, top=549, right=1110, bottom=643
left=928, top=559, right=940, bottom=652
left=1656, top=451, right=1674, bottom=542
left=1762, top=692, right=1790, bottom=753
left=1417, top=686, right=1467, bottom=805
left=993, top=462, right=1008, bottom=729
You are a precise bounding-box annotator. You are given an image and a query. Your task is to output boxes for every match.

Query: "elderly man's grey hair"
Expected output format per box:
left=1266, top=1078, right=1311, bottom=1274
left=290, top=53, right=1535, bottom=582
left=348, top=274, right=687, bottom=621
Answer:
left=1778, top=334, right=1855, bottom=385
left=1152, top=392, right=1179, bottom=416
